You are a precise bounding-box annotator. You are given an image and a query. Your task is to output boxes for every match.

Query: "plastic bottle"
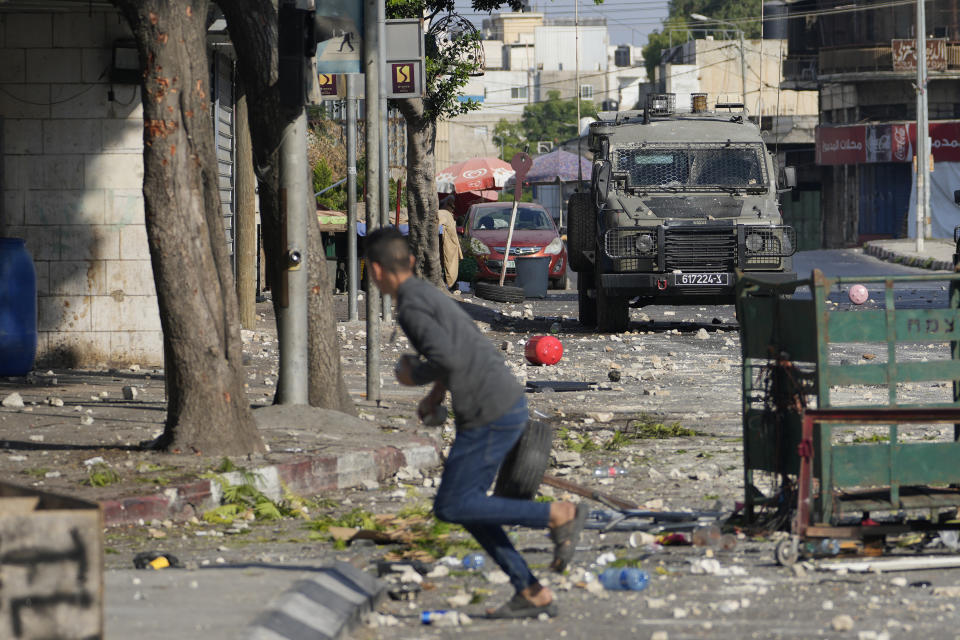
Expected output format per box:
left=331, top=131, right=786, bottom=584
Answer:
left=598, top=568, right=650, bottom=591
left=817, top=538, right=841, bottom=556
left=421, top=610, right=463, bottom=626
left=691, top=525, right=723, bottom=548
left=593, top=465, right=627, bottom=477
left=461, top=553, right=485, bottom=570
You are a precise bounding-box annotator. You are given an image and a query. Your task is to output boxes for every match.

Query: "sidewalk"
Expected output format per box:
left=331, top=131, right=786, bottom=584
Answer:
left=863, top=237, right=956, bottom=271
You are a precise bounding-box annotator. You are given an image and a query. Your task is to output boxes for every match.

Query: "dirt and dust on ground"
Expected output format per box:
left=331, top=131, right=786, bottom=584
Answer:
left=7, top=285, right=960, bottom=638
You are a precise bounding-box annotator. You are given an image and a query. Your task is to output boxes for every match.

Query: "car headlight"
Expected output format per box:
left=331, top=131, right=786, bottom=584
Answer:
left=745, top=233, right=764, bottom=253
left=469, top=238, right=491, bottom=255
left=543, top=237, right=564, bottom=255
left=634, top=233, right=655, bottom=255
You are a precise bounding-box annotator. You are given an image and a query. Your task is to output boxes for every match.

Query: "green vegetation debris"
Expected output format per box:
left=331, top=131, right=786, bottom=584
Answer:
left=86, top=464, right=120, bottom=487
left=629, top=416, right=699, bottom=439
left=202, top=471, right=308, bottom=525
left=557, top=426, right=598, bottom=453
left=852, top=433, right=890, bottom=444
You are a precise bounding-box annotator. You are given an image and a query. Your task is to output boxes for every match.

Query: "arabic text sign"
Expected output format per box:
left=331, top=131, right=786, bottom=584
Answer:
left=892, top=38, right=947, bottom=72
left=816, top=126, right=866, bottom=165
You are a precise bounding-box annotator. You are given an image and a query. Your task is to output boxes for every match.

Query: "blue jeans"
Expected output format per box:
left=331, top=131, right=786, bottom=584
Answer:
left=433, top=396, right=551, bottom=593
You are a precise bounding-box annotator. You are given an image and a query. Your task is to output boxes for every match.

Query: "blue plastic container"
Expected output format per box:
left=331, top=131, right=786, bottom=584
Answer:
left=599, top=568, right=649, bottom=591
left=0, top=238, right=37, bottom=376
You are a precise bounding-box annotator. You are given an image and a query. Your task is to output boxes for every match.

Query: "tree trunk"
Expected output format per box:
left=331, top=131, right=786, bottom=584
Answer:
left=396, top=98, right=443, bottom=285
left=217, top=0, right=355, bottom=414
left=113, top=0, right=263, bottom=455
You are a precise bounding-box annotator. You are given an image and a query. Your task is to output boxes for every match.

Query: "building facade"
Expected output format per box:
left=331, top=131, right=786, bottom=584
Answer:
left=0, top=2, right=238, bottom=367
left=780, top=0, right=960, bottom=246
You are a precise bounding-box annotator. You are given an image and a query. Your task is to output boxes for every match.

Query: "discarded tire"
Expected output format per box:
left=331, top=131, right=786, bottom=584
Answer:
left=475, top=281, right=526, bottom=303
left=566, top=192, right=594, bottom=273
left=494, top=420, right=553, bottom=500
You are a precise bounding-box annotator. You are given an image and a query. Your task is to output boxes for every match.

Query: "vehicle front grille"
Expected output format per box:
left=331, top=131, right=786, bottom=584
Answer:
left=663, top=227, right=736, bottom=272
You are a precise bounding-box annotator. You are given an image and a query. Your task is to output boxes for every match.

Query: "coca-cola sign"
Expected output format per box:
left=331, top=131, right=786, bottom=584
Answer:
left=816, top=122, right=960, bottom=165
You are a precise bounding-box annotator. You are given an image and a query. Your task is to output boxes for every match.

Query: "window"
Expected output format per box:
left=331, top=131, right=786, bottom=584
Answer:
left=511, top=86, right=528, bottom=99
left=579, top=84, right=594, bottom=99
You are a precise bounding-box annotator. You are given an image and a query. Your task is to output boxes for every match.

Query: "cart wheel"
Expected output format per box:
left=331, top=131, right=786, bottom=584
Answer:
left=775, top=537, right=800, bottom=566
left=475, top=281, right=526, bottom=304
left=494, top=420, right=553, bottom=499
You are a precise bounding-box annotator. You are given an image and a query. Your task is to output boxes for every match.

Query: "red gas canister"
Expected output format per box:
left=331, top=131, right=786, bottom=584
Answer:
left=524, top=335, right=563, bottom=366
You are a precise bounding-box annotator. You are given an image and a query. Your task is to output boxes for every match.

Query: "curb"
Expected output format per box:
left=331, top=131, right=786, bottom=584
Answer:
left=100, top=440, right=439, bottom=526
left=243, top=561, right=385, bottom=640
left=863, top=241, right=954, bottom=271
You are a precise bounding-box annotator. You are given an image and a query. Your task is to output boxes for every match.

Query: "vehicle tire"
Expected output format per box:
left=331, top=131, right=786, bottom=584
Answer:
left=566, top=192, right=595, bottom=273
left=596, top=271, right=630, bottom=333
left=475, top=281, right=526, bottom=303
left=578, top=270, right=597, bottom=327
left=494, top=420, right=553, bottom=499
left=550, top=271, right=569, bottom=290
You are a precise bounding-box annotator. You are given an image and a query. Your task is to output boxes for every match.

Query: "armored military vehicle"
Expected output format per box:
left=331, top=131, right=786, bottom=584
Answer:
left=567, top=93, right=798, bottom=332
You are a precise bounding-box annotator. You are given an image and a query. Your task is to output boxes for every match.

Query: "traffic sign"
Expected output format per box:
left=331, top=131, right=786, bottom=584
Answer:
left=391, top=63, right=416, bottom=95
left=318, top=73, right=338, bottom=96
left=315, top=0, right=364, bottom=74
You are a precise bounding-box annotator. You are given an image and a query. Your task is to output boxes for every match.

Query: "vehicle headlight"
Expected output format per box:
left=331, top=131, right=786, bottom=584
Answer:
left=634, top=233, right=655, bottom=255
left=745, top=233, right=764, bottom=253
left=543, top=237, right=564, bottom=255
left=470, top=238, right=491, bottom=256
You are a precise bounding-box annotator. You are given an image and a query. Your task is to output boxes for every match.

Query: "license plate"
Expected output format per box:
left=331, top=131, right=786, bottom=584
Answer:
left=506, top=260, right=515, bottom=268
left=676, top=273, right=728, bottom=286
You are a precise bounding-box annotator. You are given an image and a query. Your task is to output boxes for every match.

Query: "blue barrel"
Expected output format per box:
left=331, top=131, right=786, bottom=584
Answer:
left=0, top=238, right=37, bottom=376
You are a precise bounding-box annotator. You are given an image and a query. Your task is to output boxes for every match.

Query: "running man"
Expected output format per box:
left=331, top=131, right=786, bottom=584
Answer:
left=365, top=227, right=587, bottom=619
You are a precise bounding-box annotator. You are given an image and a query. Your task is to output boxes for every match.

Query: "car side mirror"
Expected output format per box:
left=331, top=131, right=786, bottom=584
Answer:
left=780, top=167, right=797, bottom=189
left=954, top=189, right=960, bottom=205
left=594, top=161, right=612, bottom=209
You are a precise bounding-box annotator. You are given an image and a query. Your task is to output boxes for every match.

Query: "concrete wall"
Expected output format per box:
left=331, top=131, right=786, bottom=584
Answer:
left=0, top=9, right=162, bottom=367
left=661, top=39, right=818, bottom=117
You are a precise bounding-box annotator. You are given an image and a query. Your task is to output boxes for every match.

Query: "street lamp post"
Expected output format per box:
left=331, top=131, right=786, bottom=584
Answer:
left=690, top=13, right=747, bottom=113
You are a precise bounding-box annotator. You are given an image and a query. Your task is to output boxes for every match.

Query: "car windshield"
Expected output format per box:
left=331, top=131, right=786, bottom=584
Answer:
left=613, top=143, right=766, bottom=192
left=472, top=206, right=554, bottom=231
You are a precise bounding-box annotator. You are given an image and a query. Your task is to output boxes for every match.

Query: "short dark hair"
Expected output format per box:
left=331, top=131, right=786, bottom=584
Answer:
left=365, top=227, right=412, bottom=273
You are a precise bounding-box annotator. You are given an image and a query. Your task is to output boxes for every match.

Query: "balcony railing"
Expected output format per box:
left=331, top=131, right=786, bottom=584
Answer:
left=817, top=43, right=960, bottom=75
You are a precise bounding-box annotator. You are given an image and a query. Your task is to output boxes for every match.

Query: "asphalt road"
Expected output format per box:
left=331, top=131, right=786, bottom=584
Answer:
left=104, top=248, right=960, bottom=640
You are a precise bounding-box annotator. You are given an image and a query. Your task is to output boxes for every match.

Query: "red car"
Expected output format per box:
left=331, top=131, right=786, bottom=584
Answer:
left=462, top=202, right=568, bottom=289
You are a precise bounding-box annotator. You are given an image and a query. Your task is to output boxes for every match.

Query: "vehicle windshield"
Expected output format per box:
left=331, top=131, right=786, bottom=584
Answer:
left=613, top=143, right=766, bottom=192
left=472, top=206, right=554, bottom=231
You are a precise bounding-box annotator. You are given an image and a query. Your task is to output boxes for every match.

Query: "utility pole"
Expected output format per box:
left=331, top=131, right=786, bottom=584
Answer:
left=346, top=73, right=359, bottom=322
left=364, top=0, right=382, bottom=404
left=690, top=15, right=747, bottom=113
left=575, top=0, right=582, bottom=187
left=916, top=0, right=929, bottom=250
left=378, top=0, right=392, bottom=324
left=738, top=28, right=747, bottom=113
left=276, top=0, right=311, bottom=405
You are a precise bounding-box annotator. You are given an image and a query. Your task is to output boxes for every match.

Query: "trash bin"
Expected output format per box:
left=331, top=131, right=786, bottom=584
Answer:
left=514, top=256, right=550, bottom=299
left=0, top=238, right=37, bottom=376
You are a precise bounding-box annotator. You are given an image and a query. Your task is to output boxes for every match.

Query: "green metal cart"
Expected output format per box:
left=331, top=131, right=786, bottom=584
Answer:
left=736, top=269, right=960, bottom=563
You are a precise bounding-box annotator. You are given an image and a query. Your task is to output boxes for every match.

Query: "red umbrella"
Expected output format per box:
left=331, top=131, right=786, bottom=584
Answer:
left=435, top=157, right=515, bottom=194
